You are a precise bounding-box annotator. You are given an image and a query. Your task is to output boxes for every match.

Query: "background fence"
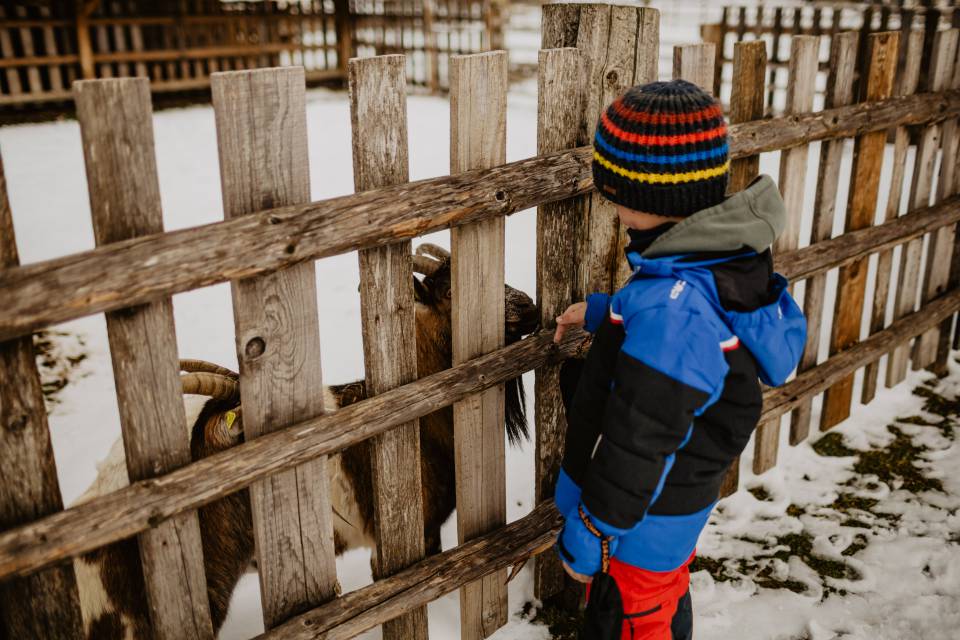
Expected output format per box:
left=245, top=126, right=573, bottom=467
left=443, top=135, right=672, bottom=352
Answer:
left=1, top=2, right=960, bottom=639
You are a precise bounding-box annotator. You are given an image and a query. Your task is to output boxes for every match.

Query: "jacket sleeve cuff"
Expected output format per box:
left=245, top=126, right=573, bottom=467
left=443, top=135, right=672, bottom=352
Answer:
left=554, top=468, right=582, bottom=516
left=583, top=293, right=611, bottom=333
left=581, top=502, right=635, bottom=538
left=557, top=504, right=619, bottom=576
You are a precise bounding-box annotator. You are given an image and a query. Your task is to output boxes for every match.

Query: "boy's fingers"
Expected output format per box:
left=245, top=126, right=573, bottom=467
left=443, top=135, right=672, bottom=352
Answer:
left=553, top=323, right=567, bottom=343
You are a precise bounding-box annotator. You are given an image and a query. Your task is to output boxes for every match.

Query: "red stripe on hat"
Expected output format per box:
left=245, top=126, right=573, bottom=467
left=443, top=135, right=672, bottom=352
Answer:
left=611, top=100, right=724, bottom=125
left=600, top=111, right=727, bottom=146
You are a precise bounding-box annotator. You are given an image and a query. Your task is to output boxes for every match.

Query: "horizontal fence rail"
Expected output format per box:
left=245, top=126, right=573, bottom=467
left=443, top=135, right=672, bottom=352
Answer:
left=1, top=87, right=959, bottom=343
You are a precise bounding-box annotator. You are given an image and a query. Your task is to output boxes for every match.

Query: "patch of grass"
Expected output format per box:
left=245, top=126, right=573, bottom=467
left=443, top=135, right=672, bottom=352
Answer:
left=690, top=555, right=735, bottom=583
left=842, top=534, right=869, bottom=557
left=813, top=432, right=856, bottom=457
left=786, top=504, right=805, bottom=518
left=853, top=426, right=943, bottom=493
left=748, top=486, right=772, bottom=502
left=841, top=518, right=872, bottom=529
left=525, top=600, right=582, bottom=640
left=831, top=493, right=879, bottom=513
left=770, top=532, right=861, bottom=581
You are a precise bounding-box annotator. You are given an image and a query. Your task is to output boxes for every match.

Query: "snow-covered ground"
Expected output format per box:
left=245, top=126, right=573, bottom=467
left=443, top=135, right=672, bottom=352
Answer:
left=1, top=17, right=955, bottom=639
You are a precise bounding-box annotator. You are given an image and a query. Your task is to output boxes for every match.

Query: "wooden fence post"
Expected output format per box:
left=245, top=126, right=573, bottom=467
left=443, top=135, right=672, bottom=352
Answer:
left=673, top=43, right=716, bottom=93
left=348, top=54, right=429, bottom=640
left=540, top=1, right=660, bottom=300
left=211, top=66, right=338, bottom=628
left=753, top=35, right=819, bottom=474
left=887, top=29, right=956, bottom=385
left=719, top=39, right=766, bottom=496
left=334, top=0, right=352, bottom=77
left=861, top=30, right=924, bottom=403
left=450, top=50, right=508, bottom=640
left=74, top=77, right=214, bottom=640
left=698, top=23, right=723, bottom=97
left=820, top=32, right=898, bottom=431
left=792, top=31, right=859, bottom=442
left=914, top=29, right=960, bottom=368
left=0, top=155, right=84, bottom=640
left=533, top=46, right=582, bottom=606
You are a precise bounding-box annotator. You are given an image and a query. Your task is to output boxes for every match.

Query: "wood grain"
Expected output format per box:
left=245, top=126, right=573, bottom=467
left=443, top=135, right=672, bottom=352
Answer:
left=754, top=35, right=819, bottom=474
left=0, top=144, right=84, bottom=639
left=211, top=66, right=337, bottom=628
left=348, top=54, right=428, bottom=640
left=74, top=77, right=215, bottom=640
left=791, top=31, right=859, bottom=444
left=533, top=47, right=582, bottom=605
left=861, top=30, right=924, bottom=403
left=721, top=38, right=766, bottom=496
left=820, top=31, right=898, bottom=432
left=2, top=90, right=960, bottom=343
left=914, top=29, right=960, bottom=368
left=887, top=30, right=957, bottom=384
left=672, top=43, right=716, bottom=93
left=450, top=50, right=508, bottom=640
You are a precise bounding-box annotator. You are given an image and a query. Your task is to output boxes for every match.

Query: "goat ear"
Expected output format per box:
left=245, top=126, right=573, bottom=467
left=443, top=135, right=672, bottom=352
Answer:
left=413, top=276, right=430, bottom=304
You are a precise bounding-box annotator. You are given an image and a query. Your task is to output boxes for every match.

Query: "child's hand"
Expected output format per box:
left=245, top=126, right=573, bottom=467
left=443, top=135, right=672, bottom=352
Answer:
left=554, top=302, right=587, bottom=343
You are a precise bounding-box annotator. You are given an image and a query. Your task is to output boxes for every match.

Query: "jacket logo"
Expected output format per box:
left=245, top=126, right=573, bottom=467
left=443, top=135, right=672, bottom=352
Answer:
left=670, top=280, right=687, bottom=300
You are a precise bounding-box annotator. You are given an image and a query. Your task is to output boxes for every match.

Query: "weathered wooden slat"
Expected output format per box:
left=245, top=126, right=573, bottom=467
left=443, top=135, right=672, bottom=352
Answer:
left=914, top=29, right=960, bottom=368
left=0, top=7, right=23, bottom=95
left=672, top=42, right=716, bottom=93
left=754, top=35, right=819, bottom=474
left=348, top=54, right=428, bottom=640
left=450, top=50, right=509, bottom=640
left=533, top=47, right=583, bottom=606
left=211, top=66, right=338, bottom=628
left=38, top=6, right=64, bottom=92
left=791, top=31, right=859, bottom=444
left=0, top=144, right=84, bottom=640
left=820, top=31, right=898, bottom=432
left=720, top=38, right=766, bottom=497
left=888, top=31, right=957, bottom=384
left=75, top=77, right=214, bottom=640
left=861, top=30, right=925, bottom=404
left=14, top=6, right=42, bottom=94
left=3, top=89, right=960, bottom=344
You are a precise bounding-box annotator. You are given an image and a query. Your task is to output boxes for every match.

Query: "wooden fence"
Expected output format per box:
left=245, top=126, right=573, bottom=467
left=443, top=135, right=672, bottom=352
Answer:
left=0, top=0, right=498, bottom=109
left=702, top=1, right=960, bottom=111
left=1, top=2, right=960, bottom=638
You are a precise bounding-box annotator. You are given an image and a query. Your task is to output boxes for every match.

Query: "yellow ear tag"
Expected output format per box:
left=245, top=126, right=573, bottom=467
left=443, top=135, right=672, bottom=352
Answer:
left=225, top=411, right=237, bottom=429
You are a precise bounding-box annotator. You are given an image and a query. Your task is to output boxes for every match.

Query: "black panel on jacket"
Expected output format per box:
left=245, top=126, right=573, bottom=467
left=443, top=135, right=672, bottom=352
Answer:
left=711, top=250, right=778, bottom=311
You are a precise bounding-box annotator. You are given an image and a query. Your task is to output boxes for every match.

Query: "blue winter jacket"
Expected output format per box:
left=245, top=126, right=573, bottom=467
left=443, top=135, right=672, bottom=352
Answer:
left=556, top=175, right=806, bottom=576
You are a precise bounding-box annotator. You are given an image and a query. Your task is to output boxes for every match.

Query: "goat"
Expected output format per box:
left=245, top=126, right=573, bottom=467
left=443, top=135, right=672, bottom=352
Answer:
left=72, top=243, right=539, bottom=638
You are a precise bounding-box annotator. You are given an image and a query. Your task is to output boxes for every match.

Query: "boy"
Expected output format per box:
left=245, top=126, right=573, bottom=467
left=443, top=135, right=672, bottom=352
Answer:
left=551, top=79, right=806, bottom=639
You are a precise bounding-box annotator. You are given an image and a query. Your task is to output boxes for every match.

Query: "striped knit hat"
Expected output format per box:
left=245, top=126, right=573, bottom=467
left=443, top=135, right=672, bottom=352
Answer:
left=592, top=79, right=729, bottom=217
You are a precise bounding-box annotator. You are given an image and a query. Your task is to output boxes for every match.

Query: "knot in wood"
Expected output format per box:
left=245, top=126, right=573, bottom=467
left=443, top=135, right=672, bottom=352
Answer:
left=245, top=336, right=266, bottom=359
left=494, top=189, right=507, bottom=203
left=6, top=413, right=28, bottom=433
left=605, top=69, right=619, bottom=85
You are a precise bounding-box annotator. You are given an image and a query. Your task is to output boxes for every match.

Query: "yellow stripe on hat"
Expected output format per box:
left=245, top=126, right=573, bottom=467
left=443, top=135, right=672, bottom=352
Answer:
left=593, top=152, right=730, bottom=185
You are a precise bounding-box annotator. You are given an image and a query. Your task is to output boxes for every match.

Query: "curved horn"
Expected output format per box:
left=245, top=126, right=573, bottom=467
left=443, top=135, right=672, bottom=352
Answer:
left=412, top=254, right=442, bottom=277
left=180, top=372, right=239, bottom=402
left=415, top=243, right=450, bottom=260
left=179, top=359, right=238, bottom=379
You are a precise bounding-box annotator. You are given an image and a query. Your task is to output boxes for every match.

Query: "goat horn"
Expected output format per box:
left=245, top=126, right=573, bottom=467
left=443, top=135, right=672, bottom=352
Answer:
left=180, top=372, right=240, bottom=402
left=415, top=243, right=450, bottom=260
left=412, top=254, right=441, bottom=277
left=179, top=359, right=239, bottom=379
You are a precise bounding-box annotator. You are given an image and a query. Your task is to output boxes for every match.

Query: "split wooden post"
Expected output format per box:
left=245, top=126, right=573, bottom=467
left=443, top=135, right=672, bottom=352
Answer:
left=533, top=47, right=583, bottom=605
left=211, top=67, right=338, bottom=628
left=861, top=30, right=924, bottom=403
left=914, top=29, right=960, bottom=368
left=753, top=35, right=819, bottom=473
left=719, top=39, right=766, bottom=496
left=672, top=43, right=716, bottom=93
left=450, top=50, right=509, bottom=640
left=74, top=77, right=214, bottom=640
left=0, top=157, right=84, bottom=639
left=348, top=54, right=429, bottom=640
left=820, top=32, right=899, bottom=431
left=791, top=32, right=859, bottom=443
left=887, top=29, right=956, bottom=385
left=540, top=2, right=660, bottom=298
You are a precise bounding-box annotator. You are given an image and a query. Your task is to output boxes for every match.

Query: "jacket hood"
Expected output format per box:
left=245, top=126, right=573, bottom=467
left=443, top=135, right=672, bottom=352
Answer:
left=642, top=174, right=786, bottom=259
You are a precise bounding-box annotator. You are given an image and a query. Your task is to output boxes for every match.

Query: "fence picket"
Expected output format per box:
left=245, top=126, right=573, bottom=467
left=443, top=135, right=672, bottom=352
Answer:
left=348, top=54, right=429, bottom=640
left=0, top=153, right=83, bottom=640
left=861, top=30, right=925, bottom=404
left=820, top=32, right=898, bottom=431
left=672, top=43, right=716, bottom=93
left=791, top=31, right=859, bottom=444
left=887, top=30, right=957, bottom=385
left=753, top=35, right=819, bottom=474
left=211, top=66, right=338, bottom=628
left=720, top=39, right=766, bottom=496
left=914, top=29, right=960, bottom=368
left=74, top=77, right=214, bottom=640
left=533, top=46, right=582, bottom=606
left=450, top=50, right=509, bottom=640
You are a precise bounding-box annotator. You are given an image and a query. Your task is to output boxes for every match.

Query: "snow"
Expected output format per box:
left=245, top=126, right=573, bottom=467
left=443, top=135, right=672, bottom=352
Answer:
left=2, top=7, right=957, bottom=638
